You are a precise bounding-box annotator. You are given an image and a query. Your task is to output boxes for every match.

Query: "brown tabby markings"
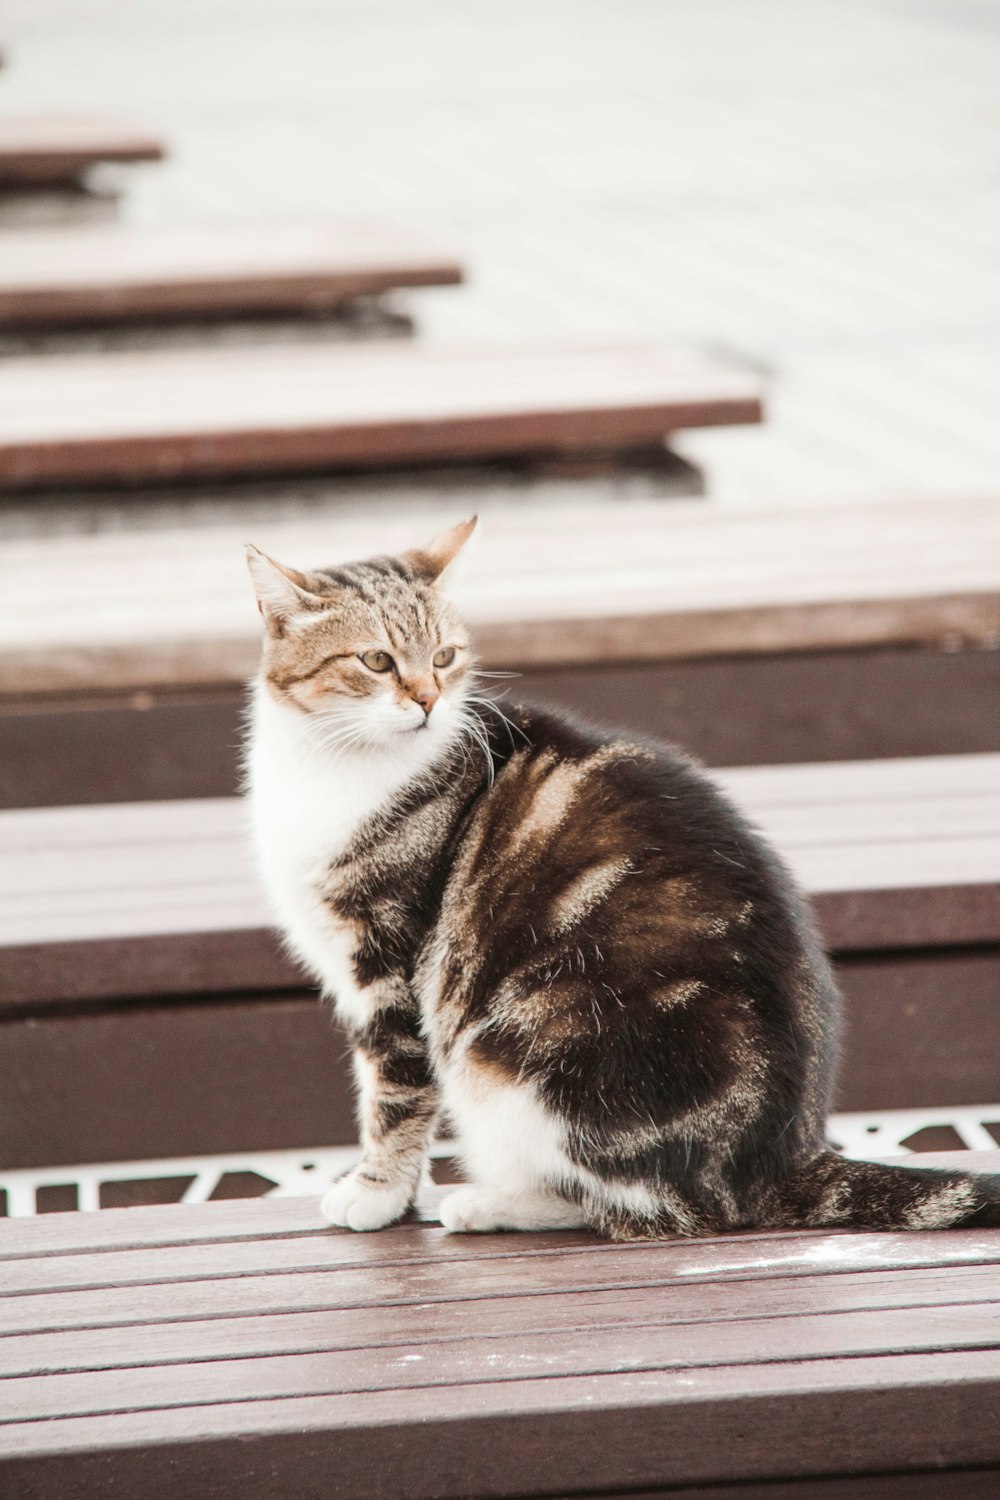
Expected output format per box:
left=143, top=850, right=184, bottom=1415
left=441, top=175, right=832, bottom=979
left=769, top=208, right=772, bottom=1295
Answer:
left=551, top=856, right=632, bottom=935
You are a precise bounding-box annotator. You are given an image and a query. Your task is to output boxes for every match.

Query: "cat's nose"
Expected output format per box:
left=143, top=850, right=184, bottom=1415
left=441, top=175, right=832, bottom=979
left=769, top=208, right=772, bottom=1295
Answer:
left=415, top=688, right=439, bottom=716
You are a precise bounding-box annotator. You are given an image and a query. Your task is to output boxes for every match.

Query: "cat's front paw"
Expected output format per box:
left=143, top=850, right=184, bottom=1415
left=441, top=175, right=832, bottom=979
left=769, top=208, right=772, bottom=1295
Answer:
left=439, top=1186, right=507, bottom=1233
left=440, top=1185, right=588, bottom=1233
left=320, top=1169, right=413, bottom=1232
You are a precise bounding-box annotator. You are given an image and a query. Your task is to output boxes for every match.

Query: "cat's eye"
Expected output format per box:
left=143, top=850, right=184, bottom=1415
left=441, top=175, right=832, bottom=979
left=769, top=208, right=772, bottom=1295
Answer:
left=433, top=646, right=456, bottom=669
left=359, top=649, right=394, bottom=673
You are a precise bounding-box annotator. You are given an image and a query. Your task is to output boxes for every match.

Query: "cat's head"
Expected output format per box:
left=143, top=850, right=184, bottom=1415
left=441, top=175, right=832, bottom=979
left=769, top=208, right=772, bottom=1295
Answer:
left=246, top=517, right=477, bottom=752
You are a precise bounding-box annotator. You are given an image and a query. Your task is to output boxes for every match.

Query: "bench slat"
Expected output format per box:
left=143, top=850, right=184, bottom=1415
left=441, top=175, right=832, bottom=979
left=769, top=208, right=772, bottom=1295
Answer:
left=5, top=1210, right=1000, bottom=1303
left=0, top=220, right=464, bottom=325
left=0, top=113, right=165, bottom=185
left=5, top=1262, right=998, bottom=1378
left=2, top=497, right=996, bottom=697
left=3, top=1351, right=998, bottom=1497
left=5, top=1231, right=1000, bottom=1342
left=0, top=342, right=762, bottom=488
left=5, top=1302, right=999, bottom=1424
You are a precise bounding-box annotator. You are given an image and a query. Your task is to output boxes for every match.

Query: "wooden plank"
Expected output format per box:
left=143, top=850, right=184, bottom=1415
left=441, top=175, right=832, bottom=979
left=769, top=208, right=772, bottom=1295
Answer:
left=5, top=1215, right=1000, bottom=1302
left=0, top=219, right=464, bottom=326
left=834, top=949, right=1000, bottom=1110
left=1, top=496, right=996, bottom=698
left=4, top=1302, right=1000, bottom=1423
left=0, top=343, right=762, bottom=489
left=0, top=996, right=357, bottom=1172
left=7, top=1232, right=1000, bottom=1343
left=597, top=1477, right=1000, bottom=1500
left=2, top=1353, right=999, bottom=1498
left=1, top=755, right=997, bottom=1009
left=3, top=646, right=999, bottom=811
left=0, top=113, right=165, bottom=185
left=4, top=1263, right=1000, bottom=1378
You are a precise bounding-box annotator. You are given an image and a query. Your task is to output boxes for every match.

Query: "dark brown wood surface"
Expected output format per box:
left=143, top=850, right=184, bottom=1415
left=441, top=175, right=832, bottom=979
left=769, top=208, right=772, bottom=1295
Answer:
left=0, top=219, right=463, bottom=326
left=1, top=1155, right=999, bottom=1498
left=3, top=645, right=999, bottom=811
left=0, top=112, right=165, bottom=184
left=2, top=754, right=996, bottom=1008
left=0, top=343, right=762, bottom=489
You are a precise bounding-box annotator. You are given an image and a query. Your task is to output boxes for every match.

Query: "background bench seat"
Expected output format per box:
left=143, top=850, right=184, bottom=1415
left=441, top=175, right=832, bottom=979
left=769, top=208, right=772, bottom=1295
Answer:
left=2, top=496, right=996, bottom=807
left=0, top=112, right=165, bottom=185
left=0, top=342, right=763, bottom=489
left=0, top=219, right=464, bottom=328
left=2, top=496, right=995, bottom=698
left=2, top=755, right=996, bottom=1168
left=1, top=1159, right=999, bottom=1497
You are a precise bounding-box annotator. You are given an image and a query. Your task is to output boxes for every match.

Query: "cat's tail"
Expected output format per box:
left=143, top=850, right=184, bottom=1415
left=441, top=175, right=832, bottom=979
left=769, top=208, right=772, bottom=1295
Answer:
left=760, top=1150, right=1000, bottom=1233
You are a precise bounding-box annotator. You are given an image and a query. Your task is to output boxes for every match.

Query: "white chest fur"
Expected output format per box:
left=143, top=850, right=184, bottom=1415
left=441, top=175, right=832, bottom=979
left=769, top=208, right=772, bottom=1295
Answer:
left=245, top=683, right=448, bottom=1030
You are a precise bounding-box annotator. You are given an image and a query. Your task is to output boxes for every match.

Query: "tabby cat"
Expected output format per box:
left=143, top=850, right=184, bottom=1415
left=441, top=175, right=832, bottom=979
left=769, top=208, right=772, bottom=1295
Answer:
left=245, top=518, right=1000, bottom=1239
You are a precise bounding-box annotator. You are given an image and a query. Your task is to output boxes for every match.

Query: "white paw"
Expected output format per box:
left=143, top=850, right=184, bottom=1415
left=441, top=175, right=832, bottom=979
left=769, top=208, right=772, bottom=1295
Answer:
left=320, top=1169, right=413, bottom=1232
left=439, top=1186, right=586, bottom=1234
left=439, top=1186, right=507, bottom=1233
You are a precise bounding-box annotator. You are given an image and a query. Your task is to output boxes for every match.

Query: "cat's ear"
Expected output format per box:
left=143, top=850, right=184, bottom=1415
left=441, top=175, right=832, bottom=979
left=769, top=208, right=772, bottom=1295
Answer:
left=245, top=545, right=322, bottom=630
left=404, top=515, right=478, bottom=586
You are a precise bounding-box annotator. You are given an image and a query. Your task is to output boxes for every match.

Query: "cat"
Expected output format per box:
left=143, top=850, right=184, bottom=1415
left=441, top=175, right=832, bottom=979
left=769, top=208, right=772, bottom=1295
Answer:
left=244, top=517, right=1000, bottom=1239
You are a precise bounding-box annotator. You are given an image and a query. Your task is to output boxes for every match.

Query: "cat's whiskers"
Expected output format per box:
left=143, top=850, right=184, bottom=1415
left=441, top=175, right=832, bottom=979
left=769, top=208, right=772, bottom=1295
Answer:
left=464, top=692, right=529, bottom=751
left=457, top=702, right=496, bottom=786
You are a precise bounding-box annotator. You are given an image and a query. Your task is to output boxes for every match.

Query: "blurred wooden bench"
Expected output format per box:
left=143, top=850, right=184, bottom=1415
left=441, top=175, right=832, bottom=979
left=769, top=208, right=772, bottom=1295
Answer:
left=0, top=342, right=762, bottom=489
left=0, top=219, right=464, bottom=328
left=2, top=755, right=997, bottom=1167
left=1, top=496, right=997, bottom=807
left=1, top=1158, right=999, bottom=1497
left=0, top=113, right=165, bottom=186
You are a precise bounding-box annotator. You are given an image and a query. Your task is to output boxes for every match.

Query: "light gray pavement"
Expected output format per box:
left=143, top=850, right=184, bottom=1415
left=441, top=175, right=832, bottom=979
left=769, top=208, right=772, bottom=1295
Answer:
left=2, top=0, right=999, bottom=506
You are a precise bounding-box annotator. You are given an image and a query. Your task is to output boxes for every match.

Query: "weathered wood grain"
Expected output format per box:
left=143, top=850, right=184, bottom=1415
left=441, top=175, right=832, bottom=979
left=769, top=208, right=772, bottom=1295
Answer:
left=5, top=1301, right=1000, bottom=1423
left=4, top=1263, right=1000, bottom=1378
left=5, top=1215, right=1000, bottom=1303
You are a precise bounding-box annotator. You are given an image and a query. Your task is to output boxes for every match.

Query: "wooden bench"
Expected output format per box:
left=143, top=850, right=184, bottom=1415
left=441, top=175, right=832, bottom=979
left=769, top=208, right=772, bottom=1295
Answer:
left=0, top=342, right=762, bottom=489
left=2, top=755, right=997, bottom=1168
left=0, top=219, right=464, bottom=328
left=1, top=1156, right=999, bottom=1497
left=0, top=113, right=165, bottom=186
left=1, top=496, right=996, bottom=807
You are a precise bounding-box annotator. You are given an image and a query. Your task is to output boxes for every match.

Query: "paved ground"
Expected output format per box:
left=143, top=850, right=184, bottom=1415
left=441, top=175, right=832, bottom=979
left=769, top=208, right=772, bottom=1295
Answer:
left=2, top=0, right=1000, bottom=505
